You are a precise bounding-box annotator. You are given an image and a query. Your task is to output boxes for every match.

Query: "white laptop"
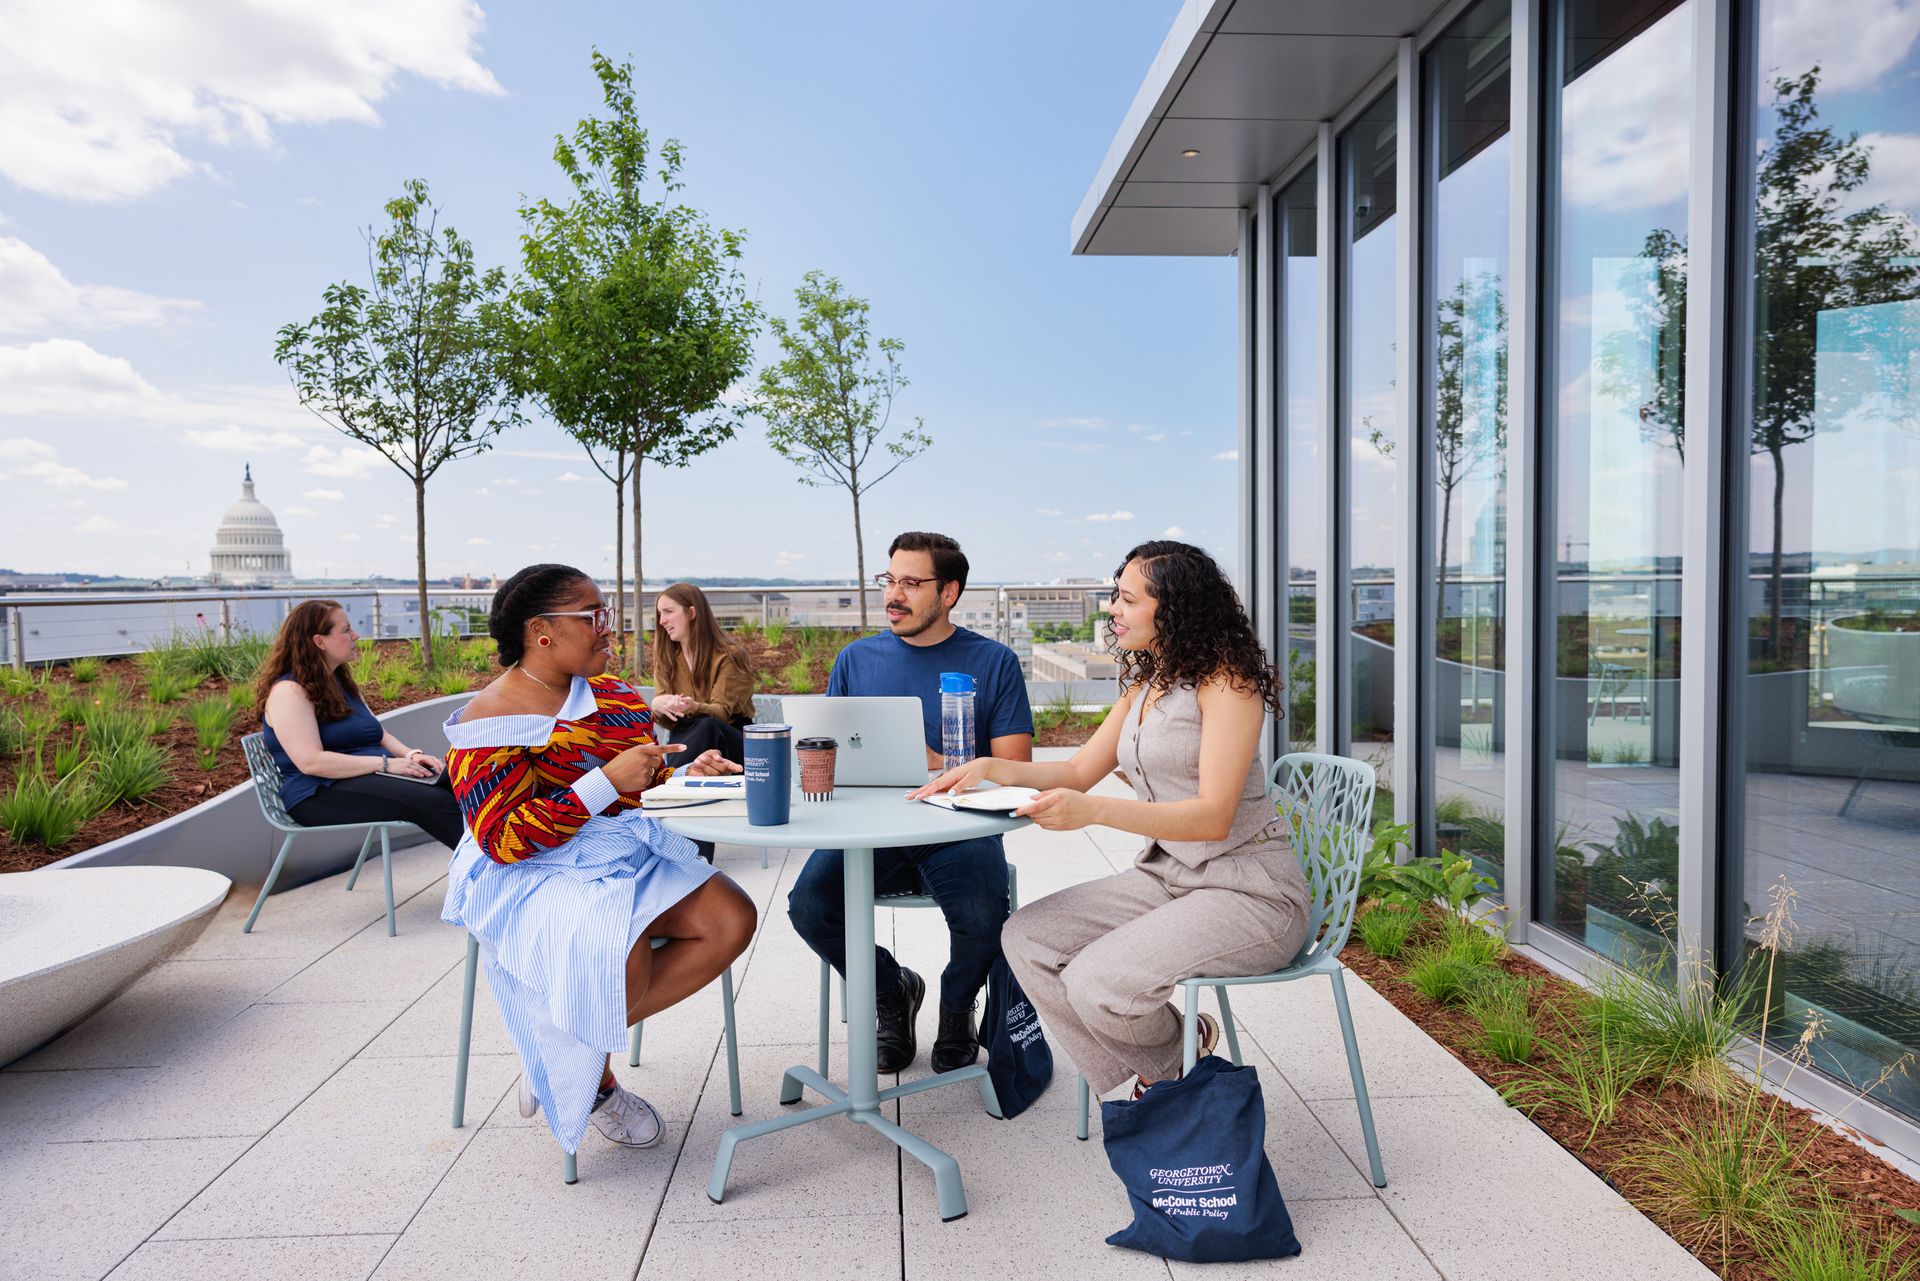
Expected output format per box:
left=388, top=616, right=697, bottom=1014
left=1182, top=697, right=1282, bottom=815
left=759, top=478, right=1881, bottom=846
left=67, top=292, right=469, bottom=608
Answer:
left=780, top=695, right=932, bottom=788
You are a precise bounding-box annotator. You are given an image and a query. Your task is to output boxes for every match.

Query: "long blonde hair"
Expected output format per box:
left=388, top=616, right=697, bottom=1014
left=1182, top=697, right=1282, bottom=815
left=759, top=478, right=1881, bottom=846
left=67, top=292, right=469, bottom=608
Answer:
left=651, top=583, right=747, bottom=696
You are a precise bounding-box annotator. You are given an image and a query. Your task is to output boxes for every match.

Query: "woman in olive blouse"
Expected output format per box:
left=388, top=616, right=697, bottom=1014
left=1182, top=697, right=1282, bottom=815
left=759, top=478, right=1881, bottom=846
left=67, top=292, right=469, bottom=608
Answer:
left=650, top=583, right=757, bottom=765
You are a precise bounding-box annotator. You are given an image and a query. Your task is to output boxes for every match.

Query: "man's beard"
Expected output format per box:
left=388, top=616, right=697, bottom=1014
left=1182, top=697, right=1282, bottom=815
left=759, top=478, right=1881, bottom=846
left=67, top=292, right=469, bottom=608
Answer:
left=889, top=603, right=942, bottom=638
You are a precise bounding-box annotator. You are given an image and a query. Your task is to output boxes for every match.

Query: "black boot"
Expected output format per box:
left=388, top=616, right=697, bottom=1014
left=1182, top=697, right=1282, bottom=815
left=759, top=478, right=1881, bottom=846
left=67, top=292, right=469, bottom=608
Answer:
left=931, top=1002, right=979, bottom=1072
left=875, top=967, right=925, bottom=1074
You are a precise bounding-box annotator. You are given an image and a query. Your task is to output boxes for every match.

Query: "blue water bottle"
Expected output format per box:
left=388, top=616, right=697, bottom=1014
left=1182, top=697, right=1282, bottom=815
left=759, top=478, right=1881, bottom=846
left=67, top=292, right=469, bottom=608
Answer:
left=743, top=724, right=792, bottom=826
left=940, top=673, right=977, bottom=774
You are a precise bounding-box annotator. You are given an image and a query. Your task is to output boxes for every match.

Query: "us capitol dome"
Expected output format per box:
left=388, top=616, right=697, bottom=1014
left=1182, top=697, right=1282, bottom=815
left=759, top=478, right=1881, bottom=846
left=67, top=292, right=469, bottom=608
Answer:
left=208, top=464, right=294, bottom=586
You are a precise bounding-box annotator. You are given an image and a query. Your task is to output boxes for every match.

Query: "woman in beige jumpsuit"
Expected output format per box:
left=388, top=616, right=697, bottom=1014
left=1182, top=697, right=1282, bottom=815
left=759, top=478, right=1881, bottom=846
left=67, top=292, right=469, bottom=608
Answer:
left=913, top=540, right=1307, bottom=1096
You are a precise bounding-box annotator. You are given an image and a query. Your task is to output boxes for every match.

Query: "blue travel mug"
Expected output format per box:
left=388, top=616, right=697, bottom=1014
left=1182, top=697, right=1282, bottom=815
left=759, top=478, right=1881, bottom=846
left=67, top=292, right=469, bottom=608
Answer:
left=743, top=723, right=792, bottom=826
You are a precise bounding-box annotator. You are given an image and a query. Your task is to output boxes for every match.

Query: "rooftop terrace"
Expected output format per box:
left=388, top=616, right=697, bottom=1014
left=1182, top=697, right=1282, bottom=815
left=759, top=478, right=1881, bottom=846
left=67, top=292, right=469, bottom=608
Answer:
left=2, top=755, right=1712, bottom=1281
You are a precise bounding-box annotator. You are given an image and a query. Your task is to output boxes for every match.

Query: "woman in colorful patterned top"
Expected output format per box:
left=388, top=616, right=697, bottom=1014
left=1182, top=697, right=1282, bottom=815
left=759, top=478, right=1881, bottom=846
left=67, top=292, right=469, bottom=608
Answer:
left=441, top=563, right=756, bottom=1156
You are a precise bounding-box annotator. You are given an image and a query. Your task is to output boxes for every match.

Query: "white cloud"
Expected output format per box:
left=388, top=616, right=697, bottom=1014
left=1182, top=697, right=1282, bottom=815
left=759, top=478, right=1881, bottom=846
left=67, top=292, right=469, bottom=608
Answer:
left=0, top=337, right=157, bottom=414
left=0, top=0, right=504, bottom=201
left=184, top=425, right=304, bottom=451
left=1082, top=511, right=1135, bottom=523
left=282, top=505, right=316, bottom=517
left=338, top=532, right=361, bottom=541
left=1039, top=416, right=1109, bottom=430
left=304, top=488, right=345, bottom=501
left=1762, top=0, right=1920, bottom=94
left=1047, top=550, right=1072, bottom=564
left=74, top=515, right=118, bottom=533
left=1851, top=132, right=1920, bottom=217
left=1559, top=6, right=1692, bottom=214
left=466, top=536, right=490, bottom=546
left=1142, top=432, right=1167, bottom=443
left=303, top=443, right=384, bottom=478
left=1211, top=450, right=1239, bottom=461
left=1162, top=526, right=1185, bottom=538
left=556, top=470, right=583, bottom=482
left=0, top=237, right=199, bottom=335
left=373, top=513, right=398, bottom=528
left=774, top=549, right=804, bottom=568
left=1037, top=507, right=1063, bottom=517
left=0, top=436, right=129, bottom=490
left=491, top=477, right=519, bottom=486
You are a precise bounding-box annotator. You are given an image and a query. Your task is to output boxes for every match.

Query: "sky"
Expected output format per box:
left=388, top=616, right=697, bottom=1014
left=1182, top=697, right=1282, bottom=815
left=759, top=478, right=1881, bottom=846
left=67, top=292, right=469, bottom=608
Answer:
left=0, top=0, right=1240, bottom=586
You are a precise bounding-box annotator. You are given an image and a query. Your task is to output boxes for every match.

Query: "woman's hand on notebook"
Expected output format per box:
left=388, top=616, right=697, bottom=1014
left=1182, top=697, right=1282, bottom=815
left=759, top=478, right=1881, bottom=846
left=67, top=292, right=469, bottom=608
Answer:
left=909, top=757, right=997, bottom=801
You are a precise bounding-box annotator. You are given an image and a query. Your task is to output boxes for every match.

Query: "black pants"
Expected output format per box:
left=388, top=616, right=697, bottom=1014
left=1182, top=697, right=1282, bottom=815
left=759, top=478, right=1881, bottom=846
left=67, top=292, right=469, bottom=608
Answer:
left=289, top=772, right=466, bottom=849
left=661, top=715, right=749, bottom=862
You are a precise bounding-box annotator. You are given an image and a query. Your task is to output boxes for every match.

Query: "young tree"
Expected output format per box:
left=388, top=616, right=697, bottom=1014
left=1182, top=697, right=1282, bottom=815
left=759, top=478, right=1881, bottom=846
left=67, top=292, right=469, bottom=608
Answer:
left=1432, top=271, right=1508, bottom=582
left=515, top=51, right=757, bottom=678
left=1599, top=68, right=1919, bottom=660
left=276, top=179, right=521, bottom=672
left=751, top=271, right=932, bottom=627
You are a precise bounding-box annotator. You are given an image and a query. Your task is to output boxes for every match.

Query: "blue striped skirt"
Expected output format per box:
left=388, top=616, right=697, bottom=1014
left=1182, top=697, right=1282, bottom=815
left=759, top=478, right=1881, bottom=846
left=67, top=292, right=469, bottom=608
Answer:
left=442, top=808, right=715, bottom=1154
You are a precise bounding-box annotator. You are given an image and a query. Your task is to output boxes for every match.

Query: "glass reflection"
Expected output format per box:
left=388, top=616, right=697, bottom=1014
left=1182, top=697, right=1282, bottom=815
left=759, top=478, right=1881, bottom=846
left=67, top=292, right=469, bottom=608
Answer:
left=1732, top=0, right=1920, bottom=1120
left=1540, top=0, right=1691, bottom=963
left=1423, top=0, right=1511, bottom=892
left=1340, top=91, right=1399, bottom=807
left=1281, top=168, right=1320, bottom=752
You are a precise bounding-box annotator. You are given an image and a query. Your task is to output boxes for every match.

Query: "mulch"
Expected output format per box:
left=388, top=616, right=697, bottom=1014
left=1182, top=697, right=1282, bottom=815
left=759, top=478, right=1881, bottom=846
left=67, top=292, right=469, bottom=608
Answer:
left=1342, top=921, right=1920, bottom=1279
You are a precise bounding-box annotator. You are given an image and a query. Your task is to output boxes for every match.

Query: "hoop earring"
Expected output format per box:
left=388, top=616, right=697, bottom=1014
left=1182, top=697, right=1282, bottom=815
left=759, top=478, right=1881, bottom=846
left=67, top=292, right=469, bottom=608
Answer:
left=537, top=636, right=551, bottom=647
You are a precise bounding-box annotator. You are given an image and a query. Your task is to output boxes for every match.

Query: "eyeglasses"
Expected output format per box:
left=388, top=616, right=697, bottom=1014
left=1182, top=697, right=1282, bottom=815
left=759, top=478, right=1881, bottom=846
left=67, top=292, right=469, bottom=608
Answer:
left=537, top=607, right=613, bottom=633
left=874, top=574, right=942, bottom=592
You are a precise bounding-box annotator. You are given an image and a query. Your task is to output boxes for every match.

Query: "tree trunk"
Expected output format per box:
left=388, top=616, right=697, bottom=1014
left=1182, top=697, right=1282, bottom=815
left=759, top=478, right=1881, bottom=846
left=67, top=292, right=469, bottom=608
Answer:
left=414, top=476, right=434, bottom=672
left=1767, top=444, right=1788, bottom=661
left=631, top=442, right=645, bottom=683
left=1436, top=484, right=1455, bottom=618
left=611, top=447, right=626, bottom=652
left=849, top=442, right=866, bottom=630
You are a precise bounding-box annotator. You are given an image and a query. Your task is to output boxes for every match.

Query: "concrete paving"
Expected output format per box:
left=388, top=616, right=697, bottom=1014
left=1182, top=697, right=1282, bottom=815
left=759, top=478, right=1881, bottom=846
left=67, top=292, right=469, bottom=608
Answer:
left=0, top=751, right=1710, bottom=1281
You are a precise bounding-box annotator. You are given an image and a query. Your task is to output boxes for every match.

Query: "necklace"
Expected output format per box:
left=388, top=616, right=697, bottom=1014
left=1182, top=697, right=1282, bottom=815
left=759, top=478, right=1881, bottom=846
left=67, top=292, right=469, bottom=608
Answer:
left=514, top=664, right=559, bottom=694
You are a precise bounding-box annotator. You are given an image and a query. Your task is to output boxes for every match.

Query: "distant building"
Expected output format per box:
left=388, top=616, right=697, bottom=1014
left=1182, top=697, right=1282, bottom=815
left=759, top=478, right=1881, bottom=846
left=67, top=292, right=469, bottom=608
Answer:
left=208, top=465, right=294, bottom=587
left=1029, top=640, right=1118, bottom=684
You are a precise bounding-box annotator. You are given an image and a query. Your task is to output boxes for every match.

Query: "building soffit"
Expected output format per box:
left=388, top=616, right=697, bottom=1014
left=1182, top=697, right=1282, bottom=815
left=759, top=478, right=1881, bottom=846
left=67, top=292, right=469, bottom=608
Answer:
left=1071, top=0, right=1447, bottom=256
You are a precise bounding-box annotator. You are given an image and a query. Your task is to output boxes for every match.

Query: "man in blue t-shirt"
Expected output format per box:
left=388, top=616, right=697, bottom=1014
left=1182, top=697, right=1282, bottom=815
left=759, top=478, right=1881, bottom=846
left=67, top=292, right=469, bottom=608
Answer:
left=787, top=530, right=1034, bottom=1076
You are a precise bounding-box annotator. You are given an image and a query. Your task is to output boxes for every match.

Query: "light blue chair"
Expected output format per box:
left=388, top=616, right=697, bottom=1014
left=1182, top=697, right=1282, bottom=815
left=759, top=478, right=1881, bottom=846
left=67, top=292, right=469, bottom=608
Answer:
left=452, top=933, right=743, bottom=1184
left=815, top=865, right=1019, bottom=1077
left=1071, top=751, right=1387, bottom=1189
left=238, top=731, right=410, bottom=937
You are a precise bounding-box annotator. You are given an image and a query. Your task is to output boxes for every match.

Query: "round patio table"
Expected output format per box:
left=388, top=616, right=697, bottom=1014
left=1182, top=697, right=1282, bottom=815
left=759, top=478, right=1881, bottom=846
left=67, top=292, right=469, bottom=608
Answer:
left=663, top=787, right=1029, bottom=1222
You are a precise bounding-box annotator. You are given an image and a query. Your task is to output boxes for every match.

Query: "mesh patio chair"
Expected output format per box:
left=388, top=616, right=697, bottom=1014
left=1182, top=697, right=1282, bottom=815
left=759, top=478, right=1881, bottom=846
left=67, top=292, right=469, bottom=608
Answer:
left=452, top=933, right=742, bottom=1183
left=1070, top=751, right=1387, bottom=1189
left=238, top=731, right=411, bottom=937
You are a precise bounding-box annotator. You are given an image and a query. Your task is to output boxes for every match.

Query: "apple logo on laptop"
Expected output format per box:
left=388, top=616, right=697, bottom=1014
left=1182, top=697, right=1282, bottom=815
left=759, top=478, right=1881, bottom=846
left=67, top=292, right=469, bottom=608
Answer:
left=849, top=732, right=863, bottom=750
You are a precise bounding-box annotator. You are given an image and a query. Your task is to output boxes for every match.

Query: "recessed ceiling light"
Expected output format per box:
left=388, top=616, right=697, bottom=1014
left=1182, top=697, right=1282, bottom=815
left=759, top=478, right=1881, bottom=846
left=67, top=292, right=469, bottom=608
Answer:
left=1180, top=148, right=1201, bottom=158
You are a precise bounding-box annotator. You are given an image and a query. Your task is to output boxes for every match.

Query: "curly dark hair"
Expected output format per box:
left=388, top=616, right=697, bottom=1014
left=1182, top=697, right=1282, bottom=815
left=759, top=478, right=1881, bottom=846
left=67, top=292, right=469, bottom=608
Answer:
left=1110, top=540, right=1282, bottom=716
left=489, top=563, right=592, bottom=667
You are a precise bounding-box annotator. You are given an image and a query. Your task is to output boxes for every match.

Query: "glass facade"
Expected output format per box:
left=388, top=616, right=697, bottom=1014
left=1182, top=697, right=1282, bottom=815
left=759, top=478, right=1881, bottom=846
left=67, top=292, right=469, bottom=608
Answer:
left=1730, top=0, right=1920, bottom=1119
left=1281, top=168, right=1321, bottom=753
left=1538, top=0, right=1692, bottom=963
left=1422, top=0, right=1512, bottom=892
left=1338, top=91, right=1400, bottom=801
left=1238, top=0, right=1920, bottom=1145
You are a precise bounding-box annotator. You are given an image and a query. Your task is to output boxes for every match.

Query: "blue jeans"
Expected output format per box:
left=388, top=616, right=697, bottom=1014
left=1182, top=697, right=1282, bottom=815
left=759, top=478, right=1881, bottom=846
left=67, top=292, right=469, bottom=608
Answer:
left=787, top=835, right=1010, bottom=1013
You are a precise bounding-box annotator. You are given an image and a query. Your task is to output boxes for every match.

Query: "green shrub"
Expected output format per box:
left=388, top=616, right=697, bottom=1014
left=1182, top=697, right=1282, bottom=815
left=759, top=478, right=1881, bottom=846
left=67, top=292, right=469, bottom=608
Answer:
left=781, top=660, right=816, bottom=695
left=1439, top=913, right=1508, bottom=969
left=1465, top=973, right=1537, bottom=1064
left=145, top=667, right=191, bottom=704
left=14, top=705, right=57, bottom=757
left=430, top=668, right=473, bottom=696
left=1584, top=961, right=1755, bottom=1096
left=185, top=694, right=239, bottom=769
left=0, top=769, right=104, bottom=847
left=373, top=662, right=413, bottom=702
left=1618, top=1103, right=1802, bottom=1266
left=97, top=738, right=171, bottom=805
left=0, top=667, right=37, bottom=698
left=1762, top=1189, right=1917, bottom=1281
left=1356, top=906, right=1418, bottom=960
left=1357, top=820, right=1413, bottom=903
left=1501, top=1012, right=1653, bottom=1146
left=68, top=656, right=102, bottom=683
left=139, top=705, right=179, bottom=737
left=1381, top=847, right=1500, bottom=916
left=762, top=619, right=788, bottom=647
left=78, top=703, right=148, bottom=754
left=1404, top=945, right=1472, bottom=1005
left=349, top=641, right=381, bottom=689
left=0, top=711, right=21, bottom=757
left=51, top=733, right=89, bottom=780
left=51, top=691, right=85, bottom=726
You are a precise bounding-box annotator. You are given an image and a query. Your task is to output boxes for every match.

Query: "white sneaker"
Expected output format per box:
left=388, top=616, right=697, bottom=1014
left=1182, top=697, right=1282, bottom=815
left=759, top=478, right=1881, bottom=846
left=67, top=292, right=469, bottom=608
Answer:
left=591, top=1084, right=664, bottom=1148
left=517, top=1073, right=540, bottom=1119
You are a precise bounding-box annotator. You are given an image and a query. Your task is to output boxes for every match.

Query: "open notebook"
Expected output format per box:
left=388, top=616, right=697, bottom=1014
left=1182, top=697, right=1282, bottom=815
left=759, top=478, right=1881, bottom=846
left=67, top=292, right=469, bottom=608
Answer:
left=640, top=776, right=748, bottom=817
left=917, top=785, right=1039, bottom=814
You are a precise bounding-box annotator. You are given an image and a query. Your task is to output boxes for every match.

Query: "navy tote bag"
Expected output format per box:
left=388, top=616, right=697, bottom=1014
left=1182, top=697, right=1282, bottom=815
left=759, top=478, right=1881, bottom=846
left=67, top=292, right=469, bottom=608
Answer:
left=978, top=955, right=1052, bottom=1118
left=1099, top=1055, right=1302, bottom=1262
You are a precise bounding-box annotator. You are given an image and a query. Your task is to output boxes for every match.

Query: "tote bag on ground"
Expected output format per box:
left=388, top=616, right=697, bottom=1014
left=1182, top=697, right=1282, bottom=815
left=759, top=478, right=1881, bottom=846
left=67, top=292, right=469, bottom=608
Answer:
left=1099, top=1054, right=1302, bottom=1262
left=978, top=955, right=1052, bottom=1118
